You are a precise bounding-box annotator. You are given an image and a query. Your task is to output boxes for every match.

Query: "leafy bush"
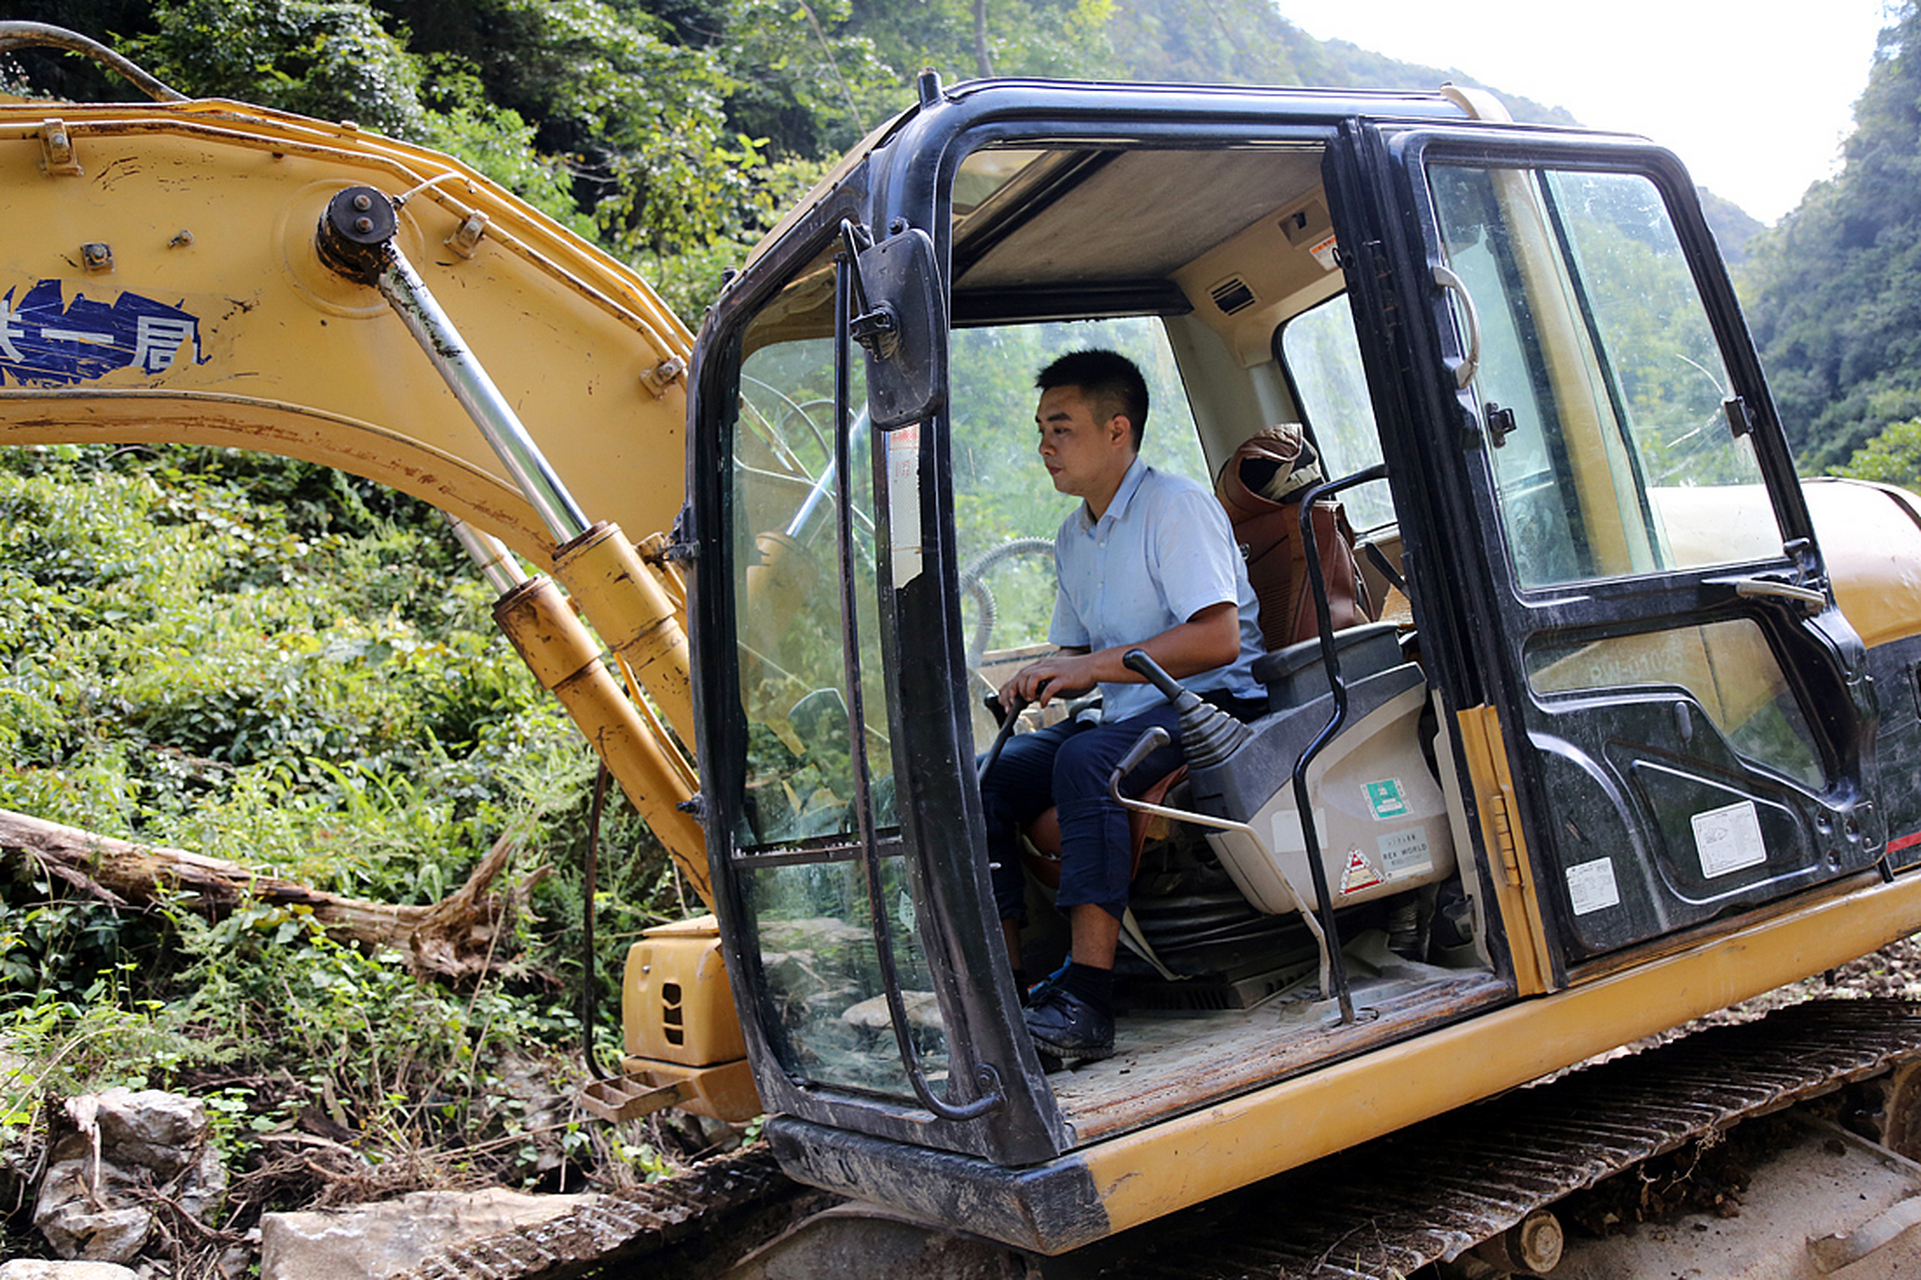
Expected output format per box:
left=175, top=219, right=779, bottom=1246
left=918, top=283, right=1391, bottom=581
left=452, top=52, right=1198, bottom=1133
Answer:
left=1835, top=417, right=1921, bottom=491
left=0, top=440, right=691, bottom=1251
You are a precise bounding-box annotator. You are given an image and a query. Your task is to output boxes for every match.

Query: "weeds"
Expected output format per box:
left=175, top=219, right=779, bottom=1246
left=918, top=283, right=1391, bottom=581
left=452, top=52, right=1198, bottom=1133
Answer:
left=0, top=444, right=700, bottom=1261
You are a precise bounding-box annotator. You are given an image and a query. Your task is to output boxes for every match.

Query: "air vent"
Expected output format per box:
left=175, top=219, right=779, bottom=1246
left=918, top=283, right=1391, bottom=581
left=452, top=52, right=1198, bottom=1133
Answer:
left=1211, top=276, right=1256, bottom=315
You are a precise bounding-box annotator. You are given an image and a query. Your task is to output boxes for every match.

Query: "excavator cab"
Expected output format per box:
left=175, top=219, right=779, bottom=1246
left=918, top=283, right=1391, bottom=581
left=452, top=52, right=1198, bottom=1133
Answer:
left=689, top=80, right=1897, bottom=1249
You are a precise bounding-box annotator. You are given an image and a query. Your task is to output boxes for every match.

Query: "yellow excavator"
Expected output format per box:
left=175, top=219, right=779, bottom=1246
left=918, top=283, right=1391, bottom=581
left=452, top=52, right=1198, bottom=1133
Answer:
left=11, top=24, right=1921, bottom=1278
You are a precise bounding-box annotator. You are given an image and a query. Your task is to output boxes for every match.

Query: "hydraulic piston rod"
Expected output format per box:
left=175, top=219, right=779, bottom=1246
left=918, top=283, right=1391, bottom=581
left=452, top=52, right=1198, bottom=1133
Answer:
left=316, top=185, right=589, bottom=544
left=314, top=183, right=704, bottom=887
left=313, top=185, right=699, bottom=750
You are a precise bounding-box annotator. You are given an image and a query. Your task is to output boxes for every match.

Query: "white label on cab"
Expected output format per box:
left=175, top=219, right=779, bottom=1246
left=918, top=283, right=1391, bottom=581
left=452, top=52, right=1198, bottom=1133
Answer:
left=1273, top=806, right=1330, bottom=854
left=1378, top=827, right=1432, bottom=878
left=887, top=424, right=923, bottom=588
left=1693, top=799, right=1766, bottom=878
left=1566, top=857, right=1621, bottom=915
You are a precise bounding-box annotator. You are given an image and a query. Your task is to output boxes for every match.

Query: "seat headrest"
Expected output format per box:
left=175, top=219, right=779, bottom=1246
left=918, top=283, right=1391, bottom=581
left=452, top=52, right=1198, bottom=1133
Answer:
left=1214, top=423, right=1324, bottom=523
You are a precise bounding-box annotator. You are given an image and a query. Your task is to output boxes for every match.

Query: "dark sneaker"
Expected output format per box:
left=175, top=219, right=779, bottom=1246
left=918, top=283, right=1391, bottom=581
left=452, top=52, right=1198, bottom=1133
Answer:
left=1024, top=987, right=1114, bottom=1063
left=1025, top=963, right=1069, bottom=1010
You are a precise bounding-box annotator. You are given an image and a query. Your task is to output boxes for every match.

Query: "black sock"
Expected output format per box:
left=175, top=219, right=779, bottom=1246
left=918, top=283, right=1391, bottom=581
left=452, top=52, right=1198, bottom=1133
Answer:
left=1059, top=961, right=1113, bottom=1015
left=1012, top=968, right=1030, bottom=1007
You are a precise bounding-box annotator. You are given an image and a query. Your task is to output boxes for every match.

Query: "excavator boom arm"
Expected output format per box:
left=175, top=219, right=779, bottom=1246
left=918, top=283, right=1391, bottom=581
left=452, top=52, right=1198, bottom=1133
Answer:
left=0, top=91, right=713, bottom=900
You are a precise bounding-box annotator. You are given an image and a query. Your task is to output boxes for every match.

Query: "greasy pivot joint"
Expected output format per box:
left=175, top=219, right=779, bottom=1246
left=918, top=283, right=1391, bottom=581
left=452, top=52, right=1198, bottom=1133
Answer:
left=316, top=185, right=398, bottom=285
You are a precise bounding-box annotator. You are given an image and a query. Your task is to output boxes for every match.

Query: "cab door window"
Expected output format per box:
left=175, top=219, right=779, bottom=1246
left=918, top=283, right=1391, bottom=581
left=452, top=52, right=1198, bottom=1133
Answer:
left=1278, top=295, right=1395, bottom=533
left=1429, top=166, right=1784, bottom=588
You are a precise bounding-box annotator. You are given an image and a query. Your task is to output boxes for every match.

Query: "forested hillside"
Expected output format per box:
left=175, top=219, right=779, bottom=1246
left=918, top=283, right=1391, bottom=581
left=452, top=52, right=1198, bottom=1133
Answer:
left=1743, top=0, right=1921, bottom=475
left=3, top=0, right=1577, bottom=313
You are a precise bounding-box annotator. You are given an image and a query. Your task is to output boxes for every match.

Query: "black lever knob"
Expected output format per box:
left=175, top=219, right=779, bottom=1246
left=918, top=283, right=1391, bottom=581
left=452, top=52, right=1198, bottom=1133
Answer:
left=1115, top=725, right=1171, bottom=779
left=1124, top=648, right=1191, bottom=704
left=1122, top=648, right=1256, bottom=770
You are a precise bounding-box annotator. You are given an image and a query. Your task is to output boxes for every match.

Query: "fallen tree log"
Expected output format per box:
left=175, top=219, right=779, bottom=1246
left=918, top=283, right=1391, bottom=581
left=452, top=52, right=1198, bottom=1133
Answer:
left=0, top=808, right=545, bottom=981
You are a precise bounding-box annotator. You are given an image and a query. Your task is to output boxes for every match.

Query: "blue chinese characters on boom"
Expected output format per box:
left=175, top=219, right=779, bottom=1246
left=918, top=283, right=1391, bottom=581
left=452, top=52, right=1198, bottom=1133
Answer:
left=0, top=279, right=202, bottom=386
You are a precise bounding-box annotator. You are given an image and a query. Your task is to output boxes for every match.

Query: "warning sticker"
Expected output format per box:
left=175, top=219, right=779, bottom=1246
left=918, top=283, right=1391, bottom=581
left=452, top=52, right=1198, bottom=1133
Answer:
left=1310, top=232, right=1339, bottom=272
left=1341, top=848, right=1384, bottom=895
left=1378, top=827, right=1432, bottom=879
left=1693, top=800, right=1766, bottom=878
left=1364, top=779, right=1410, bottom=820
left=1566, top=858, right=1621, bottom=916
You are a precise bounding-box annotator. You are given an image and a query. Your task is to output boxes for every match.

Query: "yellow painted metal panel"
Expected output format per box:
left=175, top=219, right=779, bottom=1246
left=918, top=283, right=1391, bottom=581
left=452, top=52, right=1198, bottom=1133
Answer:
left=1079, top=869, right=1921, bottom=1241
left=1805, top=477, right=1921, bottom=649
left=0, top=101, right=691, bottom=563
left=1453, top=705, right=1554, bottom=995
left=622, top=920, right=747, bottom=1066
left=491, top=576, right=706, bottom=896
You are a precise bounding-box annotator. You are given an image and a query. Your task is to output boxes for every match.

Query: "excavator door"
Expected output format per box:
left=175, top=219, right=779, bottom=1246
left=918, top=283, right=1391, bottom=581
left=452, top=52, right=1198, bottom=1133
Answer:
left=1332, top=124, right=1883, bottom=971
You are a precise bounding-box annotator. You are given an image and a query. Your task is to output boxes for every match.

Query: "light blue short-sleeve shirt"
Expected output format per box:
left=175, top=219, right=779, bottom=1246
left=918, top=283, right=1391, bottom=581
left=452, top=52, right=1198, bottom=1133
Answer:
left=1050, top=458, right=1266, bottom=722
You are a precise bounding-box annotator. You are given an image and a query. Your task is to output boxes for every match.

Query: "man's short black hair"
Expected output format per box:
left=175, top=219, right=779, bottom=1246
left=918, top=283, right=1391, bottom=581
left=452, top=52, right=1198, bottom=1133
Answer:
left=1037, top=349, right=1149, bottom=450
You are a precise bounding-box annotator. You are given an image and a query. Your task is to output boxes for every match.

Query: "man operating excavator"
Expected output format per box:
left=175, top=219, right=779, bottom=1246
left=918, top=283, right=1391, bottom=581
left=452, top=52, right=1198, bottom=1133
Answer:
left=980, top=349, right=1267, bottom=1062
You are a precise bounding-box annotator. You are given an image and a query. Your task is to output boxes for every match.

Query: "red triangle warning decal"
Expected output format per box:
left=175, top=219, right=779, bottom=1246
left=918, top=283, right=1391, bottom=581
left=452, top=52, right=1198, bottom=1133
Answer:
left=1341, top=848, right=1383, bottom=895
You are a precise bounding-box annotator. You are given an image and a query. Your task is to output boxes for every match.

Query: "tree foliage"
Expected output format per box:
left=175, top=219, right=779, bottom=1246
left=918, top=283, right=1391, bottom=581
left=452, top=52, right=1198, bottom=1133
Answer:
left=1697, top=187, right=1765, bottom=264
left=1835, top=417, right=1921, bottom=490
left=2, top=0, right=1605, bottom=293
left=1102, top=0, right=1577, bottom=125
left=124, top=0, right=431, bottom=136
left=1743, top=0, right=1921, bottom=469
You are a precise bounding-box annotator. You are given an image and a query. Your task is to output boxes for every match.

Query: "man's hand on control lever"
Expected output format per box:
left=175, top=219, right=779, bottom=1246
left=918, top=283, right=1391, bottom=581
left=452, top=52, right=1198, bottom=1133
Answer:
left=999, top=647, right=1094, bottom=710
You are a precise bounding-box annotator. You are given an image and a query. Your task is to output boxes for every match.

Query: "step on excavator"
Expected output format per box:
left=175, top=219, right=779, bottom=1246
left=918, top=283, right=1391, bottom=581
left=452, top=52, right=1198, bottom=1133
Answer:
left=9, top=24, right=1921, bottom=1277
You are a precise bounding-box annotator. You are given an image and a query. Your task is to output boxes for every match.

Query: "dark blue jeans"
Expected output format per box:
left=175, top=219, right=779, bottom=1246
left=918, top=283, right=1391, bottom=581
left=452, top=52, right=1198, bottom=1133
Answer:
left=981, top=703, right=1189, bottom=924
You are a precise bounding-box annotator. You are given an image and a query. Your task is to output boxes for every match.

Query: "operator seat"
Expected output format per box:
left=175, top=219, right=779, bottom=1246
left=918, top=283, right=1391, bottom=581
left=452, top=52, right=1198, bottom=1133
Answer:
left=1018, top=764, right=1188, bottom=890
left=1215, top=423, right=1373, bottom=648
left=1017, top=761, right=1190, bottom=982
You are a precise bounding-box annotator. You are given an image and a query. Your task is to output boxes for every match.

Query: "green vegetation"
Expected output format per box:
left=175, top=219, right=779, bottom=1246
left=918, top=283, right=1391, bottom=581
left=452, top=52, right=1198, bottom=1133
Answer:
left=1835, top=417, right=1921, bottom=490
left=1742, top=0, right=1921, bottom=474
left=0, top=445, right=687, bottom=1252
left=6, top=0, right=1579, bottom=301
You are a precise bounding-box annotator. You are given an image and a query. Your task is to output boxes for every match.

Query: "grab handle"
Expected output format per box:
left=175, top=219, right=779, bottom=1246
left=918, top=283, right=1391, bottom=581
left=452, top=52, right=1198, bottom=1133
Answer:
left=1434, top=263, right=1482, bottom=390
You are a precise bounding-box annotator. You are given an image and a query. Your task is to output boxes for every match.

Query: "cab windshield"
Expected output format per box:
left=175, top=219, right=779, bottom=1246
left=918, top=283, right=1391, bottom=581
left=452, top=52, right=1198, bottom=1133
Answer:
left=724, top=241, right=943, bottom=1098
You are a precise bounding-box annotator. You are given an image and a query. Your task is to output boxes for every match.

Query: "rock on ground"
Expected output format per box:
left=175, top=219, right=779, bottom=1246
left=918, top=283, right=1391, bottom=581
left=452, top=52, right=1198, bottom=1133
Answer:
left=260, top=1188, right=600, bottom=1280
left=0, top=1263, right=141, bottom=1279
left=32, top=1089, right=226, bottom=1263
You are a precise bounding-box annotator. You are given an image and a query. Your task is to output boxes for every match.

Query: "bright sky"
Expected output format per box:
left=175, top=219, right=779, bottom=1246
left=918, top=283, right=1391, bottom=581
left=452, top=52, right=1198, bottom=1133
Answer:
left=1279, top=1, right=1896, bottom=224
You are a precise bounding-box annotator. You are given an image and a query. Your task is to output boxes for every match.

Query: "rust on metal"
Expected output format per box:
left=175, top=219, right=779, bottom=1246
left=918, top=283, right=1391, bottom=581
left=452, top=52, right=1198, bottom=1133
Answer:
left=40, top=117, right=80, bottom=175
left=576, top=1074, right=693, bottom=1125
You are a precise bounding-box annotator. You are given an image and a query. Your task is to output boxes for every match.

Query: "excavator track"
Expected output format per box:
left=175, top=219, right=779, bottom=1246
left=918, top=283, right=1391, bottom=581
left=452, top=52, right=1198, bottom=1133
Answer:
left=1081, top=996, right=1921, bottom=1278
left=395, top=1144, right=826, bottom=1280
left=404, top=998, right=1921, bottom=1280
